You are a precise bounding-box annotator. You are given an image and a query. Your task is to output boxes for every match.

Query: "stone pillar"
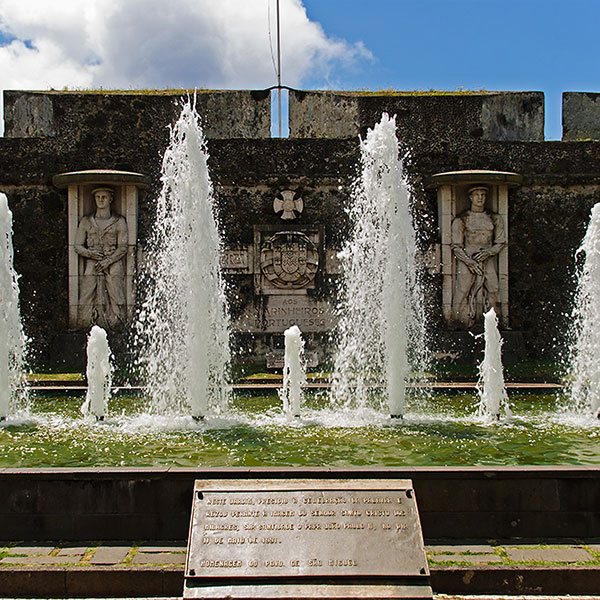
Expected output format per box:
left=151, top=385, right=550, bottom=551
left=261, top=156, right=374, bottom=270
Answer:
left=53, top=170, right=150, bottom=330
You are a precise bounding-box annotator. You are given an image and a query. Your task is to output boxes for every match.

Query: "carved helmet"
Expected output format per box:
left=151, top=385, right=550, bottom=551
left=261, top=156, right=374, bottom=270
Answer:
left=91, top=187, right=115, bottom=198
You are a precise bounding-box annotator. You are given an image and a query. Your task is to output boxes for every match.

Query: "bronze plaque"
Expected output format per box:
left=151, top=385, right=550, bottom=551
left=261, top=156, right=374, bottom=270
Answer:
left=185, top=480, right=429, bottom=580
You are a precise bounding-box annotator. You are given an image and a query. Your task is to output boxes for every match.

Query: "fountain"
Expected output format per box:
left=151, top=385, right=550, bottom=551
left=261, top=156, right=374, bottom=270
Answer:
left=330, top=113, right=426, bottom=418
left=0, top=193, right=27, bottom=422
left=477, top=308, right=510, bottom=420
left=81, top=325, right=112, bottom=421
left=0, top=98, right=596, bottom=472
left=134, top=98, right=231, bottom=420
left=567, top=203, right=600, bottom=418
left=279, top=325, right=306, bottom=419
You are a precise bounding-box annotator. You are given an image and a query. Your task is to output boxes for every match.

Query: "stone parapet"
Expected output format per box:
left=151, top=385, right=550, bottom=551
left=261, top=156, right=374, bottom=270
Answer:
left=289, top=91, right=545, bottom=142
left=562, top=92, right=600, bottom=140
left=3, top=89, right=271, bottom=140
left=0, top=467, right=598, bottom=542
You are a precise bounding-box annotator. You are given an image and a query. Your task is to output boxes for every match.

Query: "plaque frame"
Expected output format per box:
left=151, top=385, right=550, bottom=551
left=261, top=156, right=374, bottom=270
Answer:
left=184, top=479, right=432, bottom=600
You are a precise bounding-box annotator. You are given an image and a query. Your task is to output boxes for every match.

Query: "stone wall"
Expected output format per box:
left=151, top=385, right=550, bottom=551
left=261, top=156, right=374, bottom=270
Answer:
left=0, top=467, right=597, bottom=541
left=1, top=89, right=600, bottom=366
left=289, top=90, right=544, bottom=141
left=4, top=90, right=271, bottom=140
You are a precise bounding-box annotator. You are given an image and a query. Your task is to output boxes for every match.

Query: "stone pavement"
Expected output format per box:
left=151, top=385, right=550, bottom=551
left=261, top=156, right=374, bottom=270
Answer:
left=0, top=541, right=598, bottom=597
left=1, top=541, right=598, bottom=569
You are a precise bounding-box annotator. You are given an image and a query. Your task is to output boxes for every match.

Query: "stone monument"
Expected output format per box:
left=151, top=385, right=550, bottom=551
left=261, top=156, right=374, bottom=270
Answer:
left=222, top=188, right=339, bottom=365
left=53, top=169, right=149, bottom=330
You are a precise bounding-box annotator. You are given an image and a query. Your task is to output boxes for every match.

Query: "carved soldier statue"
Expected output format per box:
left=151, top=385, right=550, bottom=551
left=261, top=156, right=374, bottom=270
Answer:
left=451, top=186, right=506, bottom=328
left=74, top=187, right=128, bottom=329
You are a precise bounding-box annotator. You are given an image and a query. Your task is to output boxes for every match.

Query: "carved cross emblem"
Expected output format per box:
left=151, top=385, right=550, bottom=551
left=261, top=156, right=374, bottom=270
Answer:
left=273, top=190, right=303, bottom=220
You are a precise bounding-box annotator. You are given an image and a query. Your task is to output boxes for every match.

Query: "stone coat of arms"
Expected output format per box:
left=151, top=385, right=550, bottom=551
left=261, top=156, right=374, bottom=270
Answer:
left=260, top=231, right=319, bottom=289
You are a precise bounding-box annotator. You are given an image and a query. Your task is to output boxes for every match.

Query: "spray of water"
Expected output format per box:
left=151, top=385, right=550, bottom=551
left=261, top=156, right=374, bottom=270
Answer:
left=567, top=203, right=600, bottom=418
left=81, top=325, right=112, bottom=421
left=330, top=113, right=427, bottom=417
left=135, top=98, right=231, bottom=418
left=0, top=193, right=27, bottom=420
left=477, top=308, right=510, bottom=420
left=279, top=325, right=306, bottom=418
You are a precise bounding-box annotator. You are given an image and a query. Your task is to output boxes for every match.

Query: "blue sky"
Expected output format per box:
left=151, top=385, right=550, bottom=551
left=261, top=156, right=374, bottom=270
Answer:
left=0, top=0, right=598, bottom=140
left=300, top=0, right=600, bottom=140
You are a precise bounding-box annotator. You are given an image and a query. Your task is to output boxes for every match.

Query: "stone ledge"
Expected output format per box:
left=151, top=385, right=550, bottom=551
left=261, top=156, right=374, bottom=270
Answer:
left=0, top=565, right=598, bottom=597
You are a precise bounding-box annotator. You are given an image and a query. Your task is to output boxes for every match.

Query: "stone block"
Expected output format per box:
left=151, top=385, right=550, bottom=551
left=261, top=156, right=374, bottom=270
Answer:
left=563, top=92, right=600, bottom=140
left=428, top=544, right=495, bottom=554
left=65, top=568, right=168, bottom=598
left=1, top=555, right=80, bottom=564
left=505, top=546, right=593, bottom=563
left=480, top=92, right=544, bottom=141
left=428, top=553, right=503, bottom=564
left=4, top=92, right=55, bottom=137
left=88, top=546, right=130, bottom=565
left=57, top=546, right=89, bottom=556
left=0, top=568, right=66, bottom=597
left=8, top=544, right=54, bottom=556
left=75, top=513, right=162, bottom=540
left=132, top=552, right=185, bottom=564
left=289, top=91, right=359, bottom=138
left=138, top=544, right=187, bottom=553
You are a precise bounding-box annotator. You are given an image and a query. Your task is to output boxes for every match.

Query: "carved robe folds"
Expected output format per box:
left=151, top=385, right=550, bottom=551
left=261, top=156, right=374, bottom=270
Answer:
left=75, top=213, right=128, bottom=329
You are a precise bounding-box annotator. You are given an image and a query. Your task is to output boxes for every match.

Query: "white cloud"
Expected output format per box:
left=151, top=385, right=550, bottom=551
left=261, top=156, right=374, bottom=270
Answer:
left=0, top=0, right=372, bottom=131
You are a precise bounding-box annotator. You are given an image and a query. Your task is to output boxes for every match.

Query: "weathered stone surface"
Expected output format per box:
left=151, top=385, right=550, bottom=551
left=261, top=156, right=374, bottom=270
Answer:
left=289, top=91, right=544, bottom=142
left=89, top=546, right=130, bottom=565
left=563, top=92, right=600, bottom=140
left=4, top=93, right=55, bottom=137
left=132, top=552, right=185, bottom=564
left=505, top=547, right=593, bottom=563
left=289, top=91, right=360, bottom=138
left=0, top=555, right=80, bottom=564
left=429, top=554, right=503, bottom=564
left=4, top=90, right=271, bottom=140
left=428, top=544, right=495, bottom=554
left=480, top=93, right=544, bottom=141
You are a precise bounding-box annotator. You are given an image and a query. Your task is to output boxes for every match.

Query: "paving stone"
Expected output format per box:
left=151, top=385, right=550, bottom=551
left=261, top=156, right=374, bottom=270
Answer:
left=88, top=546, right=131, bottom=565
left=57, top=546, right=89, bottom=556
left=138, top=544, right=186, bottom=553
left=505, top=547, right=593, bottom=563
left=428, top=544, right=495, bottom=554
left=0, top=555, right=80, bottom=564
left=7, top=545, right=55, bottom=556
left=428, top=553, right=503, bottom=564
left=131, top=552, right=186, bottom=564
left=588, top=544, right=600, bottom=552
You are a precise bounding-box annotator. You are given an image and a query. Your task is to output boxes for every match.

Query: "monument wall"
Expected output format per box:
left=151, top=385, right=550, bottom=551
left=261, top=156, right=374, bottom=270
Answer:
left=0, top=89, right=599, bottom=367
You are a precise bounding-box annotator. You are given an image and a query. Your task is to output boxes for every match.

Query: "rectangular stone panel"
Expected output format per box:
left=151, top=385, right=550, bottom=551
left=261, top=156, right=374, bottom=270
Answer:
left=186, top=479, right=429, bottom=579
left=234, top=295, right=335, bottom=333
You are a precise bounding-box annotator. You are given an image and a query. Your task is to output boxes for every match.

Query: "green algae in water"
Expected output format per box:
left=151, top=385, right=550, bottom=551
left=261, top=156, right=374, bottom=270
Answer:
left=0, top=393, right=598, bottom=468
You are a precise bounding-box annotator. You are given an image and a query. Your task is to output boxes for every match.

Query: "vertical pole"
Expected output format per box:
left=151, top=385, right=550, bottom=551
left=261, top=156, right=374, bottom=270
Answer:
left=276, top=0, right=282, bottom=137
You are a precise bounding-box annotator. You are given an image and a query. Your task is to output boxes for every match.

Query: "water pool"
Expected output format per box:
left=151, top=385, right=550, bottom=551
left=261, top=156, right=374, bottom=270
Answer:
left=0, top=392, right=598, bottom=468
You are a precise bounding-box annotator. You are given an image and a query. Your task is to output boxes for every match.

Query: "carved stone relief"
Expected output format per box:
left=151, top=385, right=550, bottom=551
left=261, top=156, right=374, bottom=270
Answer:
left=53, top=169, right=149, bottom=330
left=428, top=170, right=522, bottom=330
left=253, top=225, right=323, bottom=295
left=273, top=190, right=303, bottom=220
left=260, top=231, right=319, bottom=290
left=450, top=186, right=506, bottom=328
